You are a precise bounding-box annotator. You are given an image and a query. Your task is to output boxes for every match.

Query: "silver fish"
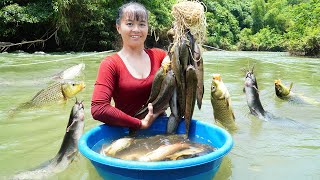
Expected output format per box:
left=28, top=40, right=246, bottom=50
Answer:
left=138, top=143, right=190, bottom=162
left=11, top=100, right=85, bottom=180
left=100, top=137, right=134, bottom=156
left=52, top=63, right=85, bottom=80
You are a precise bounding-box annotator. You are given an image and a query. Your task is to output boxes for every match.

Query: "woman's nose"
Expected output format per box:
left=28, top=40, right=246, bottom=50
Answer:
left=132, top=24, right=140, bottom=32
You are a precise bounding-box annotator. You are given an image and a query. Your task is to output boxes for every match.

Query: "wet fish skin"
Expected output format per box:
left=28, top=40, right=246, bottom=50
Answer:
left=186, top=31, right=195, bottom=66
left=243, top=70, right=266, bottom=118
left=52, top=63, right=85, bottom=80
left=275, top=79, right=320, bottom=105
left=100, top=137, right=134, bottom=156
left=179, top=38, right=190, bottom=71
left=29, top=80, right=84, bottom=106
left=167, top=86, right=181, bottom=134
left=274, top=79, right=292, bottom=98
left=166, top=146, right=206, bottom=160
left=11, top=100, right=85, bottom=180
left=184, top=65, right=198, bottom=136
left=211, top=74, right=237, bottom=132
left=9, top=80, right=85, bottom=116
left=140, top=62, right=170, bottom=110
left=193, top=43, right=204, bottom=110
left=135, top=70, right=176, bottom=119
left=173, top=43, right=186, bottom=116
left=138, top=143, right=190, bottom=162
left=245, top=71, right=308, bottom=128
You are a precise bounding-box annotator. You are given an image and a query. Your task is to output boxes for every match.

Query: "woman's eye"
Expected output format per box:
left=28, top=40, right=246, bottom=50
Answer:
left=126, top=23, right=133, bottom=26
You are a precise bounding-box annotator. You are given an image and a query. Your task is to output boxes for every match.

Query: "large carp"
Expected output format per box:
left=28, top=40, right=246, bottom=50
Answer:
left=210, top=74, right=237, bottom=132
left=11, top=99, right=85, bottom=180
left=274, top=79, right=320, bottom=106
left=9, top=80, right=85, bottom=117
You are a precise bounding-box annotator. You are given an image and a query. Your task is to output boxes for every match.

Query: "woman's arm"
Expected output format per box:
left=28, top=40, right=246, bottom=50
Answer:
left=91, top=58, right=143, bottom=129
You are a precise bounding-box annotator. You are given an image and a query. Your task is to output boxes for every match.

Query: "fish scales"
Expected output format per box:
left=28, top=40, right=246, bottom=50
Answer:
left=30, top=82, right=65, bottom=106
left=211, top=74, right=237, bottom=132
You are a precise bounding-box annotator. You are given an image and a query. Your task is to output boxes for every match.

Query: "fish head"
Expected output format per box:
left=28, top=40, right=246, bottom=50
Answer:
left=244, top=70, right=258, bottom=88
left=70, top=99, right=85, bottom=121
left=162, top=61, right=171, bottom=74
left=274, top=79, right=290, bottom=97
left=211, top=74, right=227, bottom=99
left=61, top=80, right=85, bottom=98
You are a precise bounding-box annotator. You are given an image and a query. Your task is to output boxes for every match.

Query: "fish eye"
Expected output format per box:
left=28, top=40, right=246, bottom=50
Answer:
left=211, top=86, right=216, bottom=91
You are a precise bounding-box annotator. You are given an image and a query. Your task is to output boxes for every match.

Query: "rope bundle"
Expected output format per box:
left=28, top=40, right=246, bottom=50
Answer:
left=171, top=0, right=207, bottom=44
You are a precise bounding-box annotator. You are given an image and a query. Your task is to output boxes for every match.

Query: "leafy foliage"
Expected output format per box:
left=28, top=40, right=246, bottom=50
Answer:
left=0, top=0, right=319, bottom=56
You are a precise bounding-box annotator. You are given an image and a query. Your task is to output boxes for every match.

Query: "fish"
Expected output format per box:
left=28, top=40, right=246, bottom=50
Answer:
left=166, top=146, right=207, bottom=160
left=52, top=63, right=85, bottom=80
left=178, top=38, right=190, bottom=72
left=145, top=61, right=170, bottom=105
left=275, top=79, right=320, bottom=105
left=138, top=143, right=190, bottom=162
left=193, top=42, right=204, bottom=110
left=100, top=137, right=134, bottom=156
left=11, top=80, right=85, bottom=114
left=172, top=42, right=186, bottom=116
left=135, top=69, right=176, bottom=119
left=184, top=65, right=198, bottom=136
left=11, top=99, right=85, bottom=180
left=244, top=69, right=307, bottom=128
left=166, top=86, right=181, bottom=134
left=210, top=74, right=237, bottom=132
left=243, top=68, right=267, bottom=119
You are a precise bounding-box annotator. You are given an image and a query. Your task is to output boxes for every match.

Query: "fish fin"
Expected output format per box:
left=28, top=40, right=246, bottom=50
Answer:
left=253, top=85, right=259, bottom=93
left=232, top=111, right=236, bottom=121
left=67, top=150, right=78, bottom=160
left=30, top=89, right=45, bottom=101
left=289, top=82, right=293, bottom=92
left=66, top=120, right=76, bottom=132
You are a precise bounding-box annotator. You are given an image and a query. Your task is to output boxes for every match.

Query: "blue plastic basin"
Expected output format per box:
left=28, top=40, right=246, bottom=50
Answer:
left=79, top=117, right=233, bottom=180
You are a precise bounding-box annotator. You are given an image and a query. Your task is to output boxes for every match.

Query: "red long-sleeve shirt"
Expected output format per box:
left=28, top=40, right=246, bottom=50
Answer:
left=91, top=48, right=167, bottom=130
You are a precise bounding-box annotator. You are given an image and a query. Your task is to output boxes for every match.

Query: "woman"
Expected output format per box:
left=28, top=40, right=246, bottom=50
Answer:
left=91, top=2, right=169, bottom=130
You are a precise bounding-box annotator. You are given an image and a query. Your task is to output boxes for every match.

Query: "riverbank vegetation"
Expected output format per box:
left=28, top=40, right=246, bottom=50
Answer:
left=0, top=0, right=319, bottom=56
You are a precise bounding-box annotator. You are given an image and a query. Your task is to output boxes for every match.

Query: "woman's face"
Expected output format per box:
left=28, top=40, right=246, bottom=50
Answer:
left=116, top=10, right=148, bottom=48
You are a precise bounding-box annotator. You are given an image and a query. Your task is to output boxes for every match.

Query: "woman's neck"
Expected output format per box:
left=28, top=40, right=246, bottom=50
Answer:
left=118, top=47, right=151, bottom=79
left=120, top=46, right=145, bottom=56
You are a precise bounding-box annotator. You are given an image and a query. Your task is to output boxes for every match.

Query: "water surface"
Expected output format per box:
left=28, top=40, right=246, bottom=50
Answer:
left=0, top=51, right=319, bottom=179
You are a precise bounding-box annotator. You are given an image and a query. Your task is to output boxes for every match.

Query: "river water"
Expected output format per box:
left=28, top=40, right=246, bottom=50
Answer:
left=0, top=51, right=319, bottom=180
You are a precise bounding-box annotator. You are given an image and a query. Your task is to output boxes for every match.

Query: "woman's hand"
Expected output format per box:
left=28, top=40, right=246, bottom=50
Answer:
left=140, top=103, right=166, bottom=129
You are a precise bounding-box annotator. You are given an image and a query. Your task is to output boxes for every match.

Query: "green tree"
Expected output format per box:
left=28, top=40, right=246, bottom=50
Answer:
left=251, top=0, right=266, bottom=34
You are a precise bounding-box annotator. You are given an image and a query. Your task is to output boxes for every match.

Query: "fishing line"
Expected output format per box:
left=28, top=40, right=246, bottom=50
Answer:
left=0, top=50, right=114, bottom=67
